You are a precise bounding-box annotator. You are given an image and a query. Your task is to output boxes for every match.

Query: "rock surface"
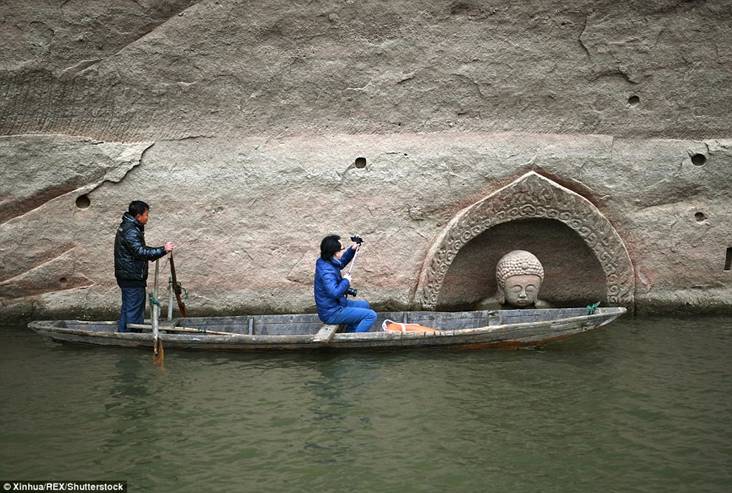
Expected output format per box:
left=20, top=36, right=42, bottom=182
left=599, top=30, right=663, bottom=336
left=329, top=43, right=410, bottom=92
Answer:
left=1, top=0, right=730, bottom=140
left=1, top=133, right=730, bottom=320
left=0, top=1, right=730, bottom=321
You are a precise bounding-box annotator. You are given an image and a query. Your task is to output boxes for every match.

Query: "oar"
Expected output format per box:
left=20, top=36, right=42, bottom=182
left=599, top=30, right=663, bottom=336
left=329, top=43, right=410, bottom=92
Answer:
left=152, top=259, right=164, bottom=367
left=169, top=251, right=187, bottom=317
left=129, top=323, right=234, bottom=336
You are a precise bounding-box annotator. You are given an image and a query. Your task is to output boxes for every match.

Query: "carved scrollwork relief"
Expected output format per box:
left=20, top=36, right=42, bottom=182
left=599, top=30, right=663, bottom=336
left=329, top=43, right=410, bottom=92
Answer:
left=414, top=172, right=635, bottom=309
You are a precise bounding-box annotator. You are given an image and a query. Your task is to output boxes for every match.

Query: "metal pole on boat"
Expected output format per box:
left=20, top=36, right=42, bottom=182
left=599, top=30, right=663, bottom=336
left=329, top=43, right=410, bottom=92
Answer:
left=149, top=285, right=154, bottom=322
left=152, top=259, right=164, bottom=366
left=167, top=275, right=174, bottom=321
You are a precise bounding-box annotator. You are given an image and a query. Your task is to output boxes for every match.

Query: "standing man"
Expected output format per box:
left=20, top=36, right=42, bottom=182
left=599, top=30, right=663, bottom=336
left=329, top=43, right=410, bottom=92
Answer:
left=313, top=235, right=377, bottom=333
left=114, top=200, right=175, bottom=332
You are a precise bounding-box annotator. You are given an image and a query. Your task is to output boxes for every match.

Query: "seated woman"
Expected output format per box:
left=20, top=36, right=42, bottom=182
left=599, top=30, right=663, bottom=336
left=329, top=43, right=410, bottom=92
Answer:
left=476, top=250, right=553, bottom=310
left=313, top=235, right=377, bottom=332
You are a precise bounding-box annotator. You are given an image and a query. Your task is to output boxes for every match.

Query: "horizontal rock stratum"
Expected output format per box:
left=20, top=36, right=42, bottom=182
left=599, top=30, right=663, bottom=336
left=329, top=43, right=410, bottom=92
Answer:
left=0, top=0, right=730, bottom=321
left=1, top=0, right=731, bottom=140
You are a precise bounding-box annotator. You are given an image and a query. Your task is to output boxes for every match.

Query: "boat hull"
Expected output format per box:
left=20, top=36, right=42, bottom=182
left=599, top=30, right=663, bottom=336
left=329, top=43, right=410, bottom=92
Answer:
left=28, top=307, right=626, bottom=351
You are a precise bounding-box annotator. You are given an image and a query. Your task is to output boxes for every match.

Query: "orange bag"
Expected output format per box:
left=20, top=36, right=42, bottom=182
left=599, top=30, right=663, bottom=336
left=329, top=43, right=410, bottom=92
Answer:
left=382, top=319, right=439, bottom=334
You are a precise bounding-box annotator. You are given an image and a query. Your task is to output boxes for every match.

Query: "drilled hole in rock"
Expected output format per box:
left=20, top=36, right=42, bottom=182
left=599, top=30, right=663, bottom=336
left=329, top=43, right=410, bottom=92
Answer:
left=694, top=212, right=706, bottom=222
left=628, top=95, right=640, bottom=106
left=59, top=277, right=68, bottom=285
left=354, top=157, right=367, bottom=169
left=75, top=194, right=90, bottom=209
left=691, top=153, right=707, bottom=166
left=725, top=248, right=732, bottom=271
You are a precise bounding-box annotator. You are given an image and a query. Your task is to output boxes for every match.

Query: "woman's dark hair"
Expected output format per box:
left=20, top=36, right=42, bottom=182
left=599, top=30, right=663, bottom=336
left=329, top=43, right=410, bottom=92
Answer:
left=128, top=200, right=150, bottom=217
left=320, top=235, right=342, bottom=260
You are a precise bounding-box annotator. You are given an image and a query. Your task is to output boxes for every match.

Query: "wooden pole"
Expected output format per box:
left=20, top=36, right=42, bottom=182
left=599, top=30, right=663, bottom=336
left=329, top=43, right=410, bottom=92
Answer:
left=152, top=259, right=164, bottom=366
left=169, top=251, right=188, bottom=317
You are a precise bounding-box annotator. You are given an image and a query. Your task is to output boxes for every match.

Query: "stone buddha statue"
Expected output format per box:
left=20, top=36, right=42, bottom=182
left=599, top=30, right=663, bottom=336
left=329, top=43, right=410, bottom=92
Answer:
left=476, top=250, right=552, bottom=310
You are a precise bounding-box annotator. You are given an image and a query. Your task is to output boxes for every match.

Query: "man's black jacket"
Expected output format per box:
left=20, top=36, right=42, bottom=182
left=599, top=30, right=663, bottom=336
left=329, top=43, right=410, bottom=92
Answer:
left=114, top=213, right=166, bottom=287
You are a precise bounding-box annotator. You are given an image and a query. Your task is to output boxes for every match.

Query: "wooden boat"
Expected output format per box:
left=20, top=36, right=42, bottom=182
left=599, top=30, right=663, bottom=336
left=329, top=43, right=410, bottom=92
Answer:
left=28, top=307, right=626, bottom=351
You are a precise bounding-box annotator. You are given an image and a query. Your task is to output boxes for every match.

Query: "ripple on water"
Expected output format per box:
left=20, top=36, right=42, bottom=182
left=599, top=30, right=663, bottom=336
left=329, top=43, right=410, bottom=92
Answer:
left=1, top=318, right=732, bottom=492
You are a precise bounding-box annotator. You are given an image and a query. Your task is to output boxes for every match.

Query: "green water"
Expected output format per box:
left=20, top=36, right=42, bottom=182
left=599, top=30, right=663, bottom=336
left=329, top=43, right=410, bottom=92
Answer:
left=1, top=317, right=731, bottom=492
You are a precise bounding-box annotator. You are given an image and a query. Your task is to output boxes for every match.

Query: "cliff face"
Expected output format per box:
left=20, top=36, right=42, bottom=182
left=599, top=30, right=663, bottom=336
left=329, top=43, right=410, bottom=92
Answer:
left=1, top=0, right=730, bottom=320
left=2, top=0, right=730, bottom=139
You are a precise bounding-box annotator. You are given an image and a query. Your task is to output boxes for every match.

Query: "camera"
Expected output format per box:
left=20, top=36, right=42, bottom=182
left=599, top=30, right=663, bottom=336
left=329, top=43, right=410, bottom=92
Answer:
left=346, top=287, right=358, bottom=297
left=350, top=235, right=363, bottom=245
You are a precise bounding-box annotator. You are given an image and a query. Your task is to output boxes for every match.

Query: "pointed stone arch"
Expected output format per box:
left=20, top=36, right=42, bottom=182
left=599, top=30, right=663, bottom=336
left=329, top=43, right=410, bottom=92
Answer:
left=414, top=172, right=635, bottom=309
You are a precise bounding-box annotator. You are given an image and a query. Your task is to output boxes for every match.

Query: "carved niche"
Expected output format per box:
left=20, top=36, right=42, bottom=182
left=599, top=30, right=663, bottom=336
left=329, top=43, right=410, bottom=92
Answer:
left=414, top=171, right=635, bottom=309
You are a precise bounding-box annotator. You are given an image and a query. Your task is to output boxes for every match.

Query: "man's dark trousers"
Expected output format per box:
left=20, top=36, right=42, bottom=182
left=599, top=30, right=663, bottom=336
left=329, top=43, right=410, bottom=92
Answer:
left=119, top=287, right=146, bottom=332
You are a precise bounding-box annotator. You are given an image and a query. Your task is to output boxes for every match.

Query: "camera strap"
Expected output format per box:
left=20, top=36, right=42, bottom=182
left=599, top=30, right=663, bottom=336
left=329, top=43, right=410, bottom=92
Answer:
left=346, top=245, right=361, bottom=276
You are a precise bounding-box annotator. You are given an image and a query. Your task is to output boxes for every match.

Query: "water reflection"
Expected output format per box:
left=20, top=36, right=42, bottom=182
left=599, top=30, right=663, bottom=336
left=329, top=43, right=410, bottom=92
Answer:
left=302, top=354, right=383, bottom=464
left=1, top=318, right=731, bottom=493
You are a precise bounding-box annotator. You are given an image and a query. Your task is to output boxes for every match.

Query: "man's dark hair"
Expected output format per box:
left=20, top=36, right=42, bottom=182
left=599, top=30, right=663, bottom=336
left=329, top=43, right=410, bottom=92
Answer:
left=128, top=200, right=150, bottom=218
left=320, top=235, right=342, bottom=260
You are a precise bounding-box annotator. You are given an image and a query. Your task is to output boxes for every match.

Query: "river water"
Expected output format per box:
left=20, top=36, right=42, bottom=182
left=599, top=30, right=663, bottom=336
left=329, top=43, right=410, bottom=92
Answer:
left=1, top=316, right=731, bottom=492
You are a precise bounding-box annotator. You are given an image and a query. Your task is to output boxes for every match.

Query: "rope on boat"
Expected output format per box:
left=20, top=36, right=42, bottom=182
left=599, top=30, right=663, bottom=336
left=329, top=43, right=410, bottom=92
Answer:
left=586, top=302, right=600, bottom=315
left=149, top=293, right=162, bottom=308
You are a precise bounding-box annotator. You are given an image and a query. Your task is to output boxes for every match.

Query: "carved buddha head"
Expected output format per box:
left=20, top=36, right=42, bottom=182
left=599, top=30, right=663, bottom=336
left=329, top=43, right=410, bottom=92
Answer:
left=495, top=250, right=545, bottom=308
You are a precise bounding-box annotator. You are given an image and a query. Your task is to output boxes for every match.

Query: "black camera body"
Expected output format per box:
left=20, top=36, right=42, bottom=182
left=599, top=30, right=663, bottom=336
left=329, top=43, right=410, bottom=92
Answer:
left=346, top=287, right=358, bottom=297
left=350, top=235, right=363, bottom=245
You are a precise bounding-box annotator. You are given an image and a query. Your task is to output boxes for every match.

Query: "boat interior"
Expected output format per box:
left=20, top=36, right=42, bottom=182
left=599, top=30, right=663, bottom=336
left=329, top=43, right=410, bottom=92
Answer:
left=45, top=307, right=614, bottom=335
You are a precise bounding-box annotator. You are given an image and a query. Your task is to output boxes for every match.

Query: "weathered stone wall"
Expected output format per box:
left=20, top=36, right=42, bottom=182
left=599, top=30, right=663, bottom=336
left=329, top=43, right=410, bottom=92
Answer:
left=0, top=0, right=730, bottom=321
left=1, top=0, right=730, bottom=140
left=1, top=133, right=730, bottom=319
